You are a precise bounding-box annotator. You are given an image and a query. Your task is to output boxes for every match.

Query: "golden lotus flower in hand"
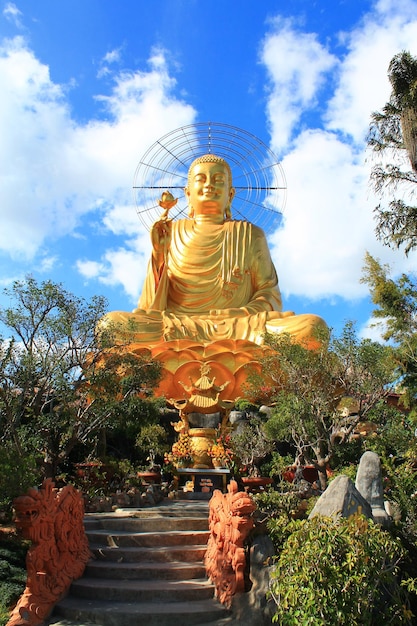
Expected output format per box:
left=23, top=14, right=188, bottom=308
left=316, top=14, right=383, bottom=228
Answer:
left=159, top=191, right=177, bottom=212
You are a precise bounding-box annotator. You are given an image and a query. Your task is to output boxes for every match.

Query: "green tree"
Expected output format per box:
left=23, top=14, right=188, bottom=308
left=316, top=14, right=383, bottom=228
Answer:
left=362, top=252, right=417, bottom=400
left=368, top=50, right=417, bottom=254
left=251, top=323, right=398, bottom=490
left=0, top=276, right=162, bottom=481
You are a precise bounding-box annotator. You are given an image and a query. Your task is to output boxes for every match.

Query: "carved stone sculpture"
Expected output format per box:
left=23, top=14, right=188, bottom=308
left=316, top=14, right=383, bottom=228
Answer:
left=205, top=479, right=256, bottom=607
left=7, top=479, right=91, bottom=626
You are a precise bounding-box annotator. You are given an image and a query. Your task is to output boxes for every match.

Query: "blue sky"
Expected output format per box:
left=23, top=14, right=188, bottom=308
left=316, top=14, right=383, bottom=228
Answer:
left=1, top=0, right=417, bottom=338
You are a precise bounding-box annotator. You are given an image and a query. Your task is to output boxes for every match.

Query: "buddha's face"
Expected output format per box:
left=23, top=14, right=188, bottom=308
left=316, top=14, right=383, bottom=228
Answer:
left=185, top=161, right=235, bottom=222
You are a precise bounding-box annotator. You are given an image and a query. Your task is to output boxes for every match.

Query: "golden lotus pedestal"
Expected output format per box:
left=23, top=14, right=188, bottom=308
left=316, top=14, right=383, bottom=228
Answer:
left=114, top=338, right=272, bottom=406
left=106, top=338, right=273, bottom=471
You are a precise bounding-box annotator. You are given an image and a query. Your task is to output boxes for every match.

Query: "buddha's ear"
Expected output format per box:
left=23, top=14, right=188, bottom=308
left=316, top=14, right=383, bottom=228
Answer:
left=229, top=187, right=236, bottom=203
left=184, top=187, right=194, bottom=217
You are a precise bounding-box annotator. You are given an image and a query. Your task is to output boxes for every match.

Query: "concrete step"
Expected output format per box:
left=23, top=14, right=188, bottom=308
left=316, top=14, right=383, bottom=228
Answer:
left=50, top=596, right=230, bottom=626
left=85, top=560, right=206, bottom=580
left=70, top=577, right=215, bottom=603
left=49, top=500, right=231, bottom=626
left=89, top=543, right=207, bottom=563
left=85, top=516, right=209, bottom=532
left=86, top=529, right=210, bottom=547
left=89, top=501, right=210, bottom=519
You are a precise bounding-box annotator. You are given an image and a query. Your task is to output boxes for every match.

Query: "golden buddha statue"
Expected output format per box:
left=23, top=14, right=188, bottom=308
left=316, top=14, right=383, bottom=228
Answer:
left=103, top=154, right=324, bottom=346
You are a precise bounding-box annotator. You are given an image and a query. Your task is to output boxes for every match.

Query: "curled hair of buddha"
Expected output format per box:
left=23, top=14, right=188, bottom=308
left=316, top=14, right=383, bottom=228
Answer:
left=187, top=154, right=233, bottom=186
left=186, top=154, right=233, bottom=219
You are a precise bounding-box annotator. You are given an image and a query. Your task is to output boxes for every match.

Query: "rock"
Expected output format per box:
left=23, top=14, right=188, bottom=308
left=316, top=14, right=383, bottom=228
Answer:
left=231, top=534, right=276, bottom=625
left=355, top=451, right=390, bottom=526
left=308, top=475, right=373, bottom=520
left=229, top=410, right=247, bottom=424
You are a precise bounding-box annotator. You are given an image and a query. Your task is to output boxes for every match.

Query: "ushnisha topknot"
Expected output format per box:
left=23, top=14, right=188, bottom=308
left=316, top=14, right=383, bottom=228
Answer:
left=187, top=154, right=232, bottom=187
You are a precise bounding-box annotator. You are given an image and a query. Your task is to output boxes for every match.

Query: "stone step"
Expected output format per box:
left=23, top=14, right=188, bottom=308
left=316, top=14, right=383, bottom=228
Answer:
left=49, top=500, right=231, bottom=626
left=92, top=501, right=210, bottom=519
left=86, top=529, right=210, bottom=547
left=89, top=543, right=206, bottom=563
left=85, top=516, right=209, bottom=532
left=85, top=559, right=206, bottom=580
left=51, top=596, right=230, bottom=626
left=69, top=577, right=215, bottom=603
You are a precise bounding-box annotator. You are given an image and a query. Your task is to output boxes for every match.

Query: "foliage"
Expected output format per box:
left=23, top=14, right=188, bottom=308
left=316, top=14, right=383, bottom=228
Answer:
left=69, top=457, right=143, bottom=498
left=382, top=457, right=417, bottom=548
left=0, top=276, right=162, bottom=488
left=260, top=451, right=295, bottom=481
left=367, top=51, right=417, bottom=254
left=0, top=447, right=40, bottom=520
left=254, top=488, right=302, bottom=525
left=230, top=417, right=274, bottom=476
left=268, top=514, right=415, bottom=625
left=232, top=398, right=259, bottom=413
left=253, top=322, right=398, bottom=489
left=364, top=409, right=417, bottom=461
left=135, top=423, right=169, bottom=468
left=0, top=532, right=28, bottom=625
left=362, top=252, right=417, bottom=400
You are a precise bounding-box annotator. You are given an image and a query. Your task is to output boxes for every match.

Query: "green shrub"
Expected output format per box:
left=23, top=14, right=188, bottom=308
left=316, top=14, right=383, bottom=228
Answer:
left=0, top=534, right=28, bottom=625
left=0, top=448, right=40, bottom=520
left=269, top=514, right=415, bottom=625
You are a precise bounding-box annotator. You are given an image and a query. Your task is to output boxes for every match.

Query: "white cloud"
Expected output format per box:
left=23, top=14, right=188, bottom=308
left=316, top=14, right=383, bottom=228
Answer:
left=103, top=49, right=122, bottom=65
left=0, top=36, right=195, bottom=300
left=269, top=129, right=373, bottom=300
left=261, top=17, right=337, bottom=153
left=326, top=0, right=417, bottom=142
left=3, top=3, right=22, bottom=27
left=97, top=47, right=123, bottom=78
left=262, top=1, right=417, bottom=305
left=358, top=315, right=389, bottom=341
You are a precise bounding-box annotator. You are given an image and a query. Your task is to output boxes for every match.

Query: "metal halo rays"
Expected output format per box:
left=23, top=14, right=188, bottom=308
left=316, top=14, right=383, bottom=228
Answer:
left=133, top=122, right=286, bottom=233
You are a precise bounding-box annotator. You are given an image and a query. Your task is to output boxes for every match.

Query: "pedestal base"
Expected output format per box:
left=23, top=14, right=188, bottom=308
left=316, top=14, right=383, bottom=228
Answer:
left=175, top=468, right=231, bottom=498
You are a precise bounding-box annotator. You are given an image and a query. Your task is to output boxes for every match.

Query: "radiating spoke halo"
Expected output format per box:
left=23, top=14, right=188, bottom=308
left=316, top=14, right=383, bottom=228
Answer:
left=133, top=122, right=286, bottom=233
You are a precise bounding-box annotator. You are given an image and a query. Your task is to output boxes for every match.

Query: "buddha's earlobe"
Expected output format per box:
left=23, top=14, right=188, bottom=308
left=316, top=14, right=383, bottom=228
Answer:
left=184, top=187, right=193, bottom=217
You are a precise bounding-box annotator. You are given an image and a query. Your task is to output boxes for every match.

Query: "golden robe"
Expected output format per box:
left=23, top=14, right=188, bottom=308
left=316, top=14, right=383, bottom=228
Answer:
left=106, top=218, right=322, bottom=346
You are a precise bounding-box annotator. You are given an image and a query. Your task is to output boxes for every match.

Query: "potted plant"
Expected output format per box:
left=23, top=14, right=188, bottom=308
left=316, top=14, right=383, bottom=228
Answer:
left=135, top=423, right=169, bottom=483
left=230, top=416, right=274, bottom=489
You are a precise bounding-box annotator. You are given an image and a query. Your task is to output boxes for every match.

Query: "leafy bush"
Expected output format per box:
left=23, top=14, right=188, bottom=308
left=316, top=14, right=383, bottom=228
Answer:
left=0, top=533, right=28, bottom=625
left=0, top=448, right=40, bottom=520
left=269, top=514, right=415, bottom=625
left=254, top=489, right=302, bottom=524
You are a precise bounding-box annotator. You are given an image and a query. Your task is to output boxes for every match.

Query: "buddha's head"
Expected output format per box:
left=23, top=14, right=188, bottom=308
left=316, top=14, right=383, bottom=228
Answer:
left=185, top=154, right=235, bottom=222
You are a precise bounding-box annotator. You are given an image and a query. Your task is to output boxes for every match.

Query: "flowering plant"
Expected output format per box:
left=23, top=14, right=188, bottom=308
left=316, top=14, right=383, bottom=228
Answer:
left=164, top=432, right=193, bottom=468
left=208, top=429, right=234, bottom=467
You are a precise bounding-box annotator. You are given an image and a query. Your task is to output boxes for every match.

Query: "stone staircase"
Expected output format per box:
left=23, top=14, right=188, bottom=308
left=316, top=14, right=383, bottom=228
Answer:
left=48, top=500, right=231, bottom=626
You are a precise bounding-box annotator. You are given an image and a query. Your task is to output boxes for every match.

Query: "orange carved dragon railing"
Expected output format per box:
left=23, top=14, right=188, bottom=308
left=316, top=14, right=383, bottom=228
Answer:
left=205, top=479, right=256, bottom=607
left=7, top=478, right=91, bottom=626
